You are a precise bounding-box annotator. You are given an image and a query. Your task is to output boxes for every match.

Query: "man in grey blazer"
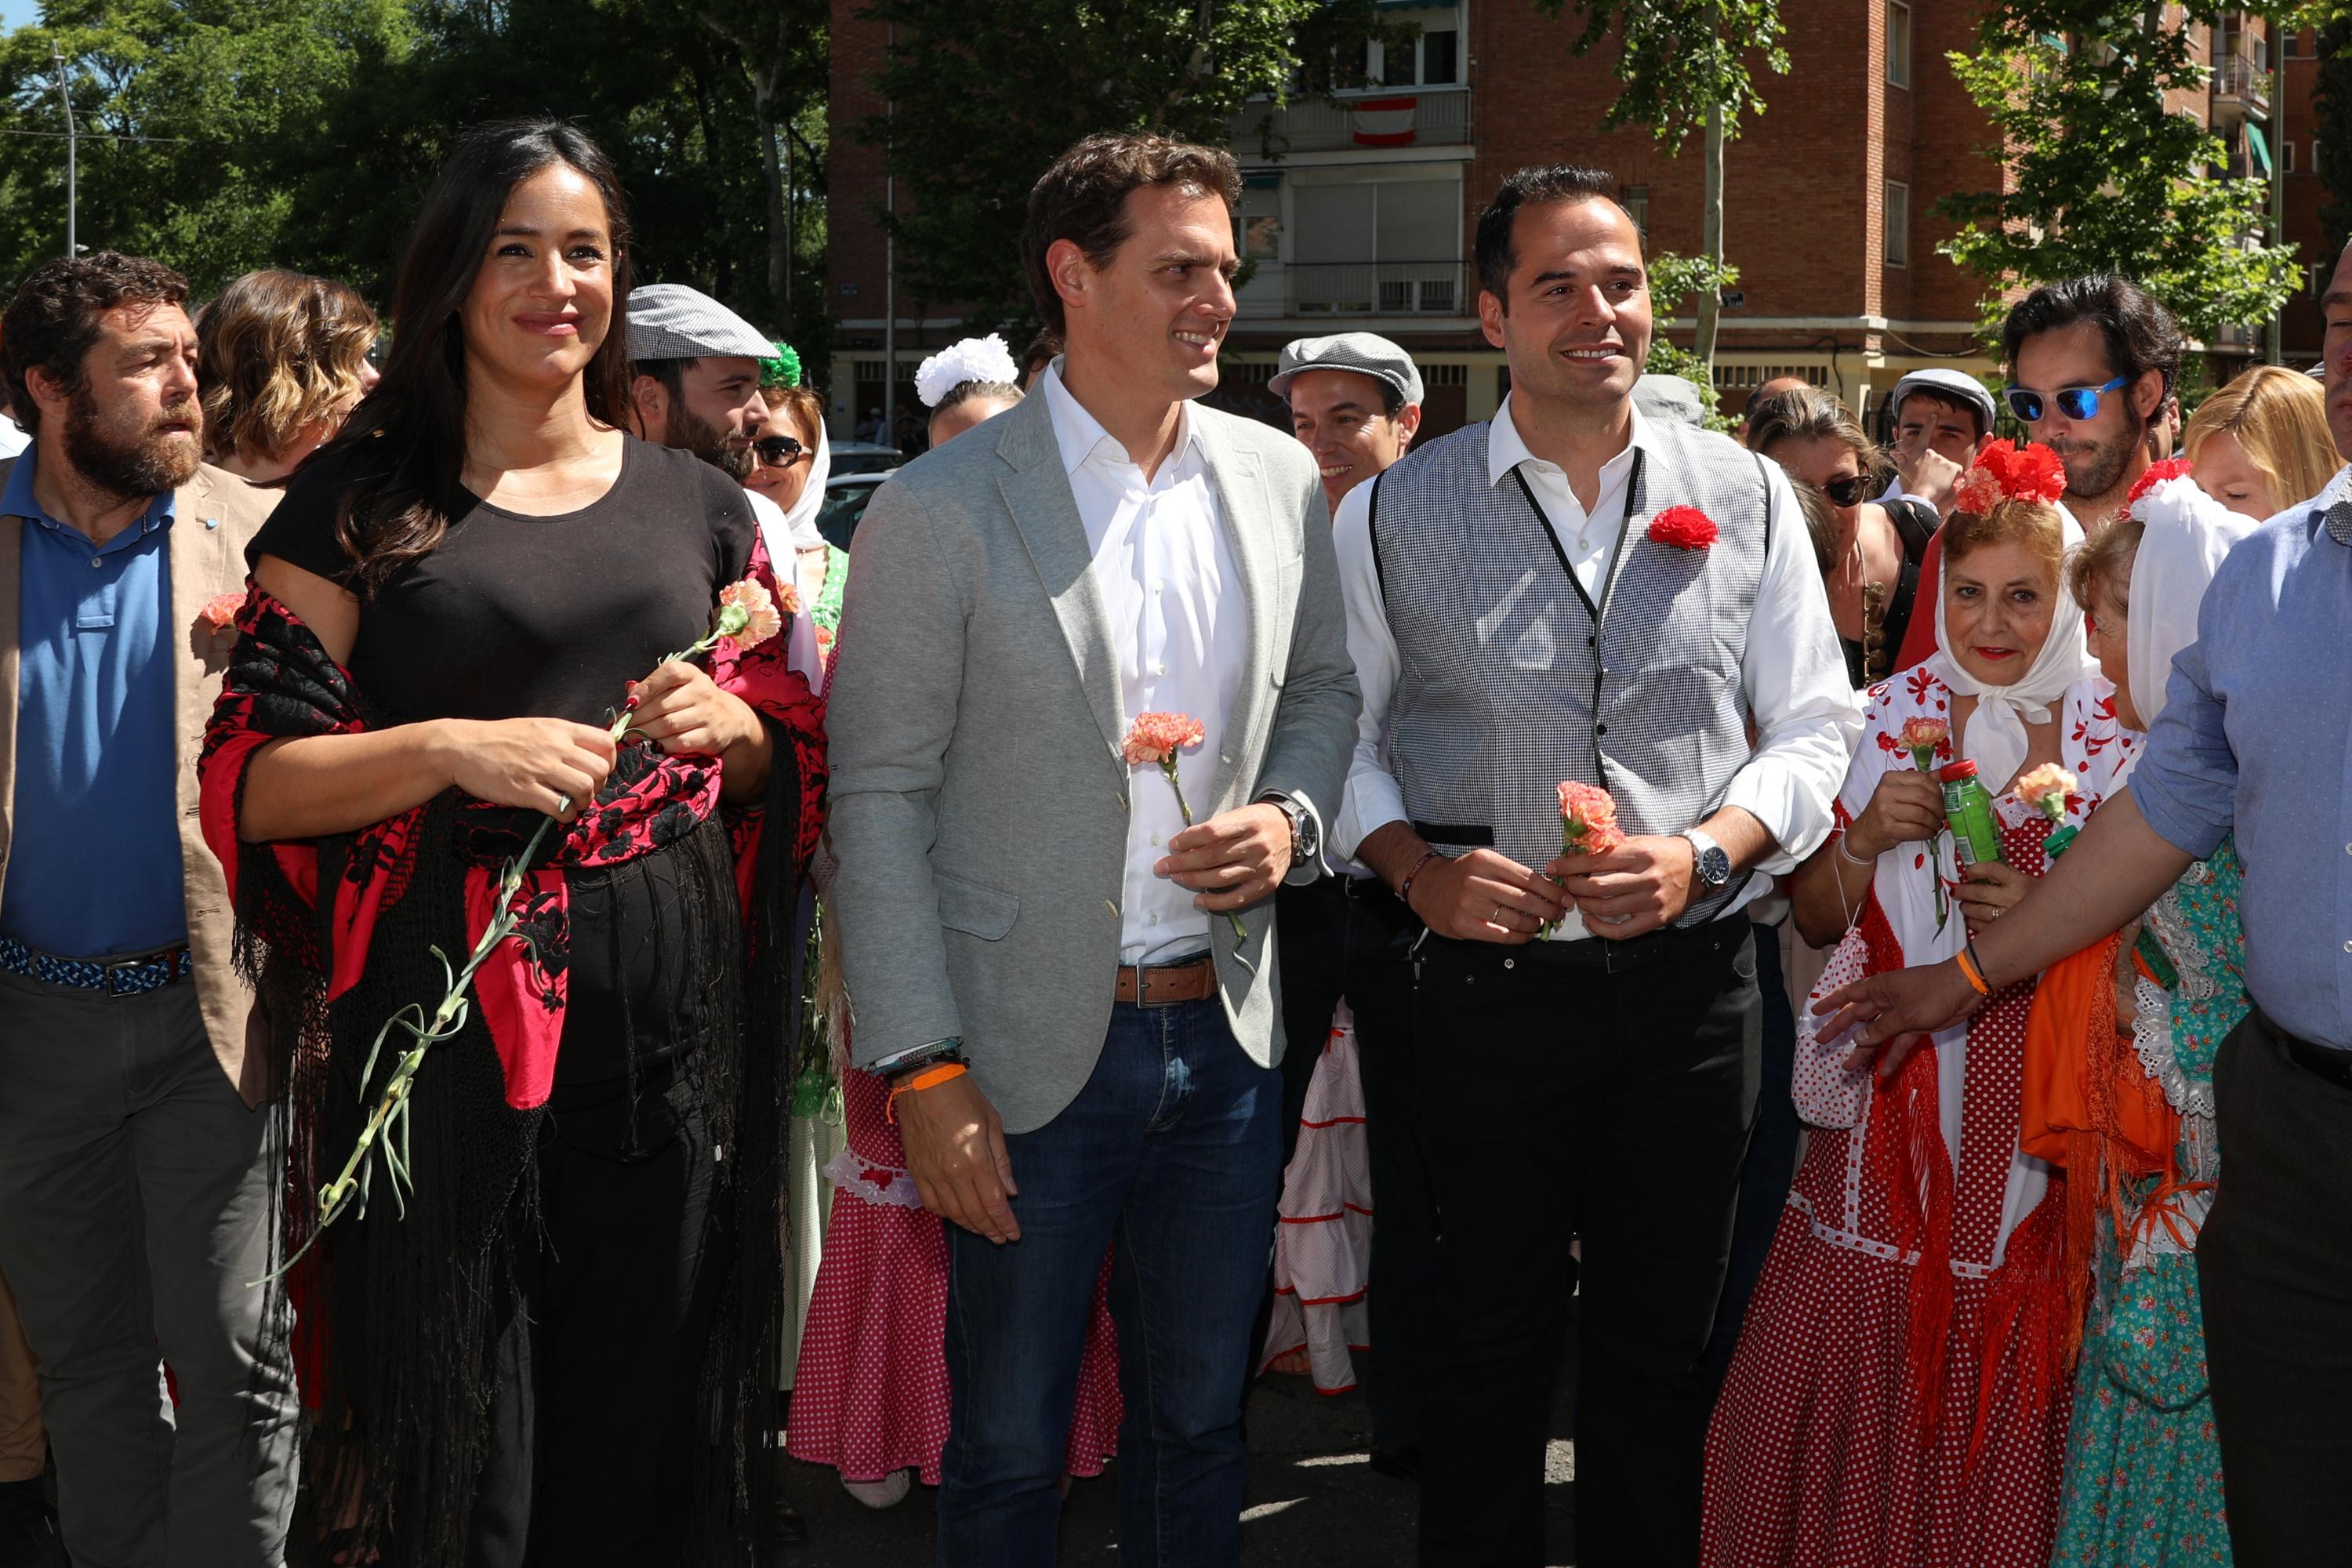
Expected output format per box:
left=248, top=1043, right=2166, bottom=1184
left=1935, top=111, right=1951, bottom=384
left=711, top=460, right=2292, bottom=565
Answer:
left=826, top=134, right=1359, bottom=1566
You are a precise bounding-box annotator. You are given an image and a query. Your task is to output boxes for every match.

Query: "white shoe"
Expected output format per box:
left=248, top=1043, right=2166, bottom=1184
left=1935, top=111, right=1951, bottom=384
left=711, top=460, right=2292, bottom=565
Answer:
left=843, top=1471, right=913, bottom=1509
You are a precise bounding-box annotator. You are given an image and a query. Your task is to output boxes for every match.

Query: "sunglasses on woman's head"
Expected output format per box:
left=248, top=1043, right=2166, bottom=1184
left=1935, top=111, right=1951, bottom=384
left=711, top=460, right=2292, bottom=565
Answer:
left=2002, top=376, right=2128, bottom=425
left=754, top=435, right=807, bottom=467
left=1821, top=472, right=1873, bottom=508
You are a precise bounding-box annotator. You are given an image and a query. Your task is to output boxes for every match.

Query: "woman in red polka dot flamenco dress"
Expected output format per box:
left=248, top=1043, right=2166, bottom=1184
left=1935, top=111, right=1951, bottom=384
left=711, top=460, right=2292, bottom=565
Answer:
left=1702, top=444, right=2137, bottom=1568
left=783, top=1062, right=1124, bottom=1504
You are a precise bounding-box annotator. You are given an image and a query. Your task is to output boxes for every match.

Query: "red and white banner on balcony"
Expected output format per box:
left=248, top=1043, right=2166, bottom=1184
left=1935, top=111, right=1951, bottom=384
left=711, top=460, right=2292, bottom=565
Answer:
left=1351, top=96, right=1418, bottom=147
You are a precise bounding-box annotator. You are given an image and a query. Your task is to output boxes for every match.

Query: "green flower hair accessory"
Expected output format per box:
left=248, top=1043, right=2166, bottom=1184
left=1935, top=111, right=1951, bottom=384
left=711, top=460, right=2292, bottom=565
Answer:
left=761, top=341, right=803, bottom=389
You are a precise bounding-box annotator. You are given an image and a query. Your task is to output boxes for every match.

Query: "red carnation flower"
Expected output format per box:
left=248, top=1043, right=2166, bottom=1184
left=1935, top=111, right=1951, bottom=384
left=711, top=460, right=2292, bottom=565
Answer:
left=2012, top=441, right=2068, bottom=504
left=200, top=592, right=244, bottom=632
left=2126, top=456, right=2194, bottom=509
left=1648, top=505, right=1717, bottom=551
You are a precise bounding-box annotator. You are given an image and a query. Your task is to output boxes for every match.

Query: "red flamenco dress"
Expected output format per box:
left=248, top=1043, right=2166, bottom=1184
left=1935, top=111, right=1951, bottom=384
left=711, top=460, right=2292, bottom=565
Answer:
left=1702, top=666, right=2135, bottom=1568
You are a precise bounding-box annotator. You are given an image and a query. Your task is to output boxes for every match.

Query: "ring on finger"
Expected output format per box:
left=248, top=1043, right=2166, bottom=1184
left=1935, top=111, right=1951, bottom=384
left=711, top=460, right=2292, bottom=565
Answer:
left=555, top=794, right=573, bottom=816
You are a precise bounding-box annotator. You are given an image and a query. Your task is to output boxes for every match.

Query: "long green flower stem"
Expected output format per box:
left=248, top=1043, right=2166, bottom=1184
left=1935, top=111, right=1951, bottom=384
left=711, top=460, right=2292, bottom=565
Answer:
left=1156, top=759, right=1250, bottom=944
left=282, top=614, right=751, bottom=1274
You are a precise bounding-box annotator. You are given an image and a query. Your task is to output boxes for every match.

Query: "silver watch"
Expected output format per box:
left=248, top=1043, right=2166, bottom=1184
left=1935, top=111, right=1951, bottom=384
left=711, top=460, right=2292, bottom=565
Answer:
left=1680, top=827, right=1733, bottom=889
left=1267, top=794, right=1319, bottom=866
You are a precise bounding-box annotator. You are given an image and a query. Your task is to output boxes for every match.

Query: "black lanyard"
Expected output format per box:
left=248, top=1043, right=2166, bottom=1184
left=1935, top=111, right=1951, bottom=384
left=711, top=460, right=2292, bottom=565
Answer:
left=1508, top=446, right=1647, bottom=627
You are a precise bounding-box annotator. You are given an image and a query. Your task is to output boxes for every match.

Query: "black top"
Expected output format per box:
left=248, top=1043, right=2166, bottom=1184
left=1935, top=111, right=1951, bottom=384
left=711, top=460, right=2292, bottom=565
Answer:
left=251, top=435, right=757, bottom=726
left=1846, top=496, right=1940, bottom=688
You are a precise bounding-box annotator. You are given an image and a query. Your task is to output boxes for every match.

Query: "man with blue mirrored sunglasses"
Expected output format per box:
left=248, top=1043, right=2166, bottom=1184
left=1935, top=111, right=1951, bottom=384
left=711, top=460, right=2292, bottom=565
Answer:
left=1891, top=276, right=2184, bottom=673
left=2001, top=275, right=2181, bottom=528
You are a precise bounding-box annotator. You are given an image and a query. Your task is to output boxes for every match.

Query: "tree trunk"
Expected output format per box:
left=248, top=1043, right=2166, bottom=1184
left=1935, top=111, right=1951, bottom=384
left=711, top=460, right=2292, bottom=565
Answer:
left=756, top=93, right=789, bottom=318
left=1695, top=100, right=1725, bottom=382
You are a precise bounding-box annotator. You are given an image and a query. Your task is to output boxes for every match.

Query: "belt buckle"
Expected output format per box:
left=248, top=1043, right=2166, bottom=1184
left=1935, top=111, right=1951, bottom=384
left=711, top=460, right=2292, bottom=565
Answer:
left=1128, top=961, right=1174, bottom=1010
left=100, top=949, right=169, bottom=996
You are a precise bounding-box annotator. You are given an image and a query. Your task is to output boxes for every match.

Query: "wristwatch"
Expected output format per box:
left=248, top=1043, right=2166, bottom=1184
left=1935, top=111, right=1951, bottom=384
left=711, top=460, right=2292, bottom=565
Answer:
left=1263, top=793, right=1321, bottom=869
left=1679, top=827, right=1733, bottom=889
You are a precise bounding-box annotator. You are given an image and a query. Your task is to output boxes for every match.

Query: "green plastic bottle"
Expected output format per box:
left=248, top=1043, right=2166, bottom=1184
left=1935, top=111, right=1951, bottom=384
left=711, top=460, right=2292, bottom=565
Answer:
left=1938, top=760, right=2004, bottom=868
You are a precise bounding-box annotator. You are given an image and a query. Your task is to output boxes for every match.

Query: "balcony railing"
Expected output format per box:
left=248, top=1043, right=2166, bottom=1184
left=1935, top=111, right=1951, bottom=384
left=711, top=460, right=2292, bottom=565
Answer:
left=2212, top=54, right=2272, bottom=120
left=1228, top=89, right=1473, bottom=157
left=1235, top=260, right=1470, bottom=320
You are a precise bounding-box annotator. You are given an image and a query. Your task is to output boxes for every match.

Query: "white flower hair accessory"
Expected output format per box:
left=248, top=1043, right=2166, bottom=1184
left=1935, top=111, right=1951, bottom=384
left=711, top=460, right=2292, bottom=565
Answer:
left=915, top=334, right=1021, bottom=409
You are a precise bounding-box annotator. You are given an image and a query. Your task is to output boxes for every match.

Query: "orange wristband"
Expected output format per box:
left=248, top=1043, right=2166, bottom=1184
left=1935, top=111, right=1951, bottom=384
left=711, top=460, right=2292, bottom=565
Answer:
left=1954, top=947, right=1992, bottom=997
left=885, top=1062, right=968, bottom=1123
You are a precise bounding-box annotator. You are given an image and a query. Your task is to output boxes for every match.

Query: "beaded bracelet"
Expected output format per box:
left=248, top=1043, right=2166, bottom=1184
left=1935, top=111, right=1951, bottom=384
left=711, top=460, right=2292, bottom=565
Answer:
left=1396, top=848, right=1443, bottom=908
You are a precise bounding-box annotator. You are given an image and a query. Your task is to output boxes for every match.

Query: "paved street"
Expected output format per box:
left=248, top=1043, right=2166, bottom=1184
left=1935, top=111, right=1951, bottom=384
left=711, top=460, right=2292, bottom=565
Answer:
left=780, top=1344, right=1579, bottom=1566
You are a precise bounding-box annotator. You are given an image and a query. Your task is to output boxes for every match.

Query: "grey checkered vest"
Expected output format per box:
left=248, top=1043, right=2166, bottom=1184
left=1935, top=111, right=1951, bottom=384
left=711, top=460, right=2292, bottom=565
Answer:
left=1367, top=417, right=1777, bottom=925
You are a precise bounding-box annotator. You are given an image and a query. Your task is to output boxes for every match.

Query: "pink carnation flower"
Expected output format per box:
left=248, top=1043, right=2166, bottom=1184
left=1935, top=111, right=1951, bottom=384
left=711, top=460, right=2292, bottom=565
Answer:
left=1555, top=780, right=1621, bottom=853
left=1121, top=711, right=1207, bottom=767
left=201, top=592, right=243, bottom=632
left=717, top=578, right=785, bottom=648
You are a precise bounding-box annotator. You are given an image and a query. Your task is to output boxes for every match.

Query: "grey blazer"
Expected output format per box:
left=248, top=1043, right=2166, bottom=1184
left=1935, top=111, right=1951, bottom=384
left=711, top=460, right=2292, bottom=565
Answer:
left=824, top=389, right=1361, bottom=1133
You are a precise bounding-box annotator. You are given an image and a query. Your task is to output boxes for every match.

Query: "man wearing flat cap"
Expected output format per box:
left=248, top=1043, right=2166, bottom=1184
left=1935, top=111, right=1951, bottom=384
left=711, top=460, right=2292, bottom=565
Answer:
left=1879, top=366, right=1994, bottom=517
left=1275, top=332, right=1425, bottom=518
left=625, top=283, right=821, bottom=684
left=1256, top=329, right=1432, bottom=1476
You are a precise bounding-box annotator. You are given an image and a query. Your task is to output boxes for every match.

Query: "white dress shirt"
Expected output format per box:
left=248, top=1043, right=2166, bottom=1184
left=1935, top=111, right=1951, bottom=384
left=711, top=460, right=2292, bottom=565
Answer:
left=1330, top=393, right=1861, bottom=939
left=1040, top=363, right=1250, bottom=965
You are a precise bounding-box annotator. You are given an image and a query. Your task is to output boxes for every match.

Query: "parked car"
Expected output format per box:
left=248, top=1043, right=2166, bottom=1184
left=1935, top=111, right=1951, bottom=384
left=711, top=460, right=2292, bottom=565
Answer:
left=816, top=470, right=895, bottom=553
left=829, top=441, right=902, bottom=477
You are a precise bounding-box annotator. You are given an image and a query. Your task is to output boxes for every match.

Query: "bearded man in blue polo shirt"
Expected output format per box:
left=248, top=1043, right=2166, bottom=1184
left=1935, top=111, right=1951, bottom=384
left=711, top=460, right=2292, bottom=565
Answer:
left=0, top=253, right=293, bottom=1567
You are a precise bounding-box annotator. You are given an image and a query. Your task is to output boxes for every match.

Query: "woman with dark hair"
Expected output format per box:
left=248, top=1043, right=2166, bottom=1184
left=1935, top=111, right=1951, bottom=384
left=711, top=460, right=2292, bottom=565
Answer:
left=196, top=118, right=826, bottom=1564
left=195, top=269, right=379, bottom=484
left=1750, top=386, right=1939, bottom=688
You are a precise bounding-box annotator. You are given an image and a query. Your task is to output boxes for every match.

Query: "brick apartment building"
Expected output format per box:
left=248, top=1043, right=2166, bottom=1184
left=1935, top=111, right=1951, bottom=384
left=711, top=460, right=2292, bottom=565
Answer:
left=824, top=2, right=2324, bottom=443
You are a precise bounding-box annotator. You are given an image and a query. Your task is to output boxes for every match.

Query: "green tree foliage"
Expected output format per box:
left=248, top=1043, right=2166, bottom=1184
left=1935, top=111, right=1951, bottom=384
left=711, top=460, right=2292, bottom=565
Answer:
left=857, top=0, right=1399, bottom=336
left=0, top=0, right=828, bottom=339
left=1645, top=249, right=1737, bottom=429
left=1534, top=0, right=1789, bottom=376
left=1939, top=3, right=2303, bottom=344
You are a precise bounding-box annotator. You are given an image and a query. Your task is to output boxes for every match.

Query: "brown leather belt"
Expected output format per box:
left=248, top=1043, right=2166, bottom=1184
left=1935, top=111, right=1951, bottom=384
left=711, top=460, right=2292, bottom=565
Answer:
left=1114, top=954, right=1217, bottom=1007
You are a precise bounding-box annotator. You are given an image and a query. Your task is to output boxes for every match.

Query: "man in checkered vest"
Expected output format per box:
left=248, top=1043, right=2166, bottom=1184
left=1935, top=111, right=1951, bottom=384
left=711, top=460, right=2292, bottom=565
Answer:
left=1328, top=166, right=1860, bottom=1567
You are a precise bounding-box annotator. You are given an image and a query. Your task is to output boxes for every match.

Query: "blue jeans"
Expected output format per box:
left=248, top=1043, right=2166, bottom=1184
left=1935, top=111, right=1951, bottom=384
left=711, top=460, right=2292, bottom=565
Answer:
left=938, top=997, right=1283, bottom=1567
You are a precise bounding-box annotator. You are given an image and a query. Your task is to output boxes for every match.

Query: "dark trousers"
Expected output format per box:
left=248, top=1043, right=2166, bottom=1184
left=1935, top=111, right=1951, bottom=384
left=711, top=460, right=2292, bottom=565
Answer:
left=937, top=999, right=1283, bottom=1568
left=2199, top=1011, right=2352, bottom=1566
left=1261, top=877, right=1434, bottom=1454
left=1413, top=925, right=1760, bottom=1568
left=1700, top=922, right=1800, bottom=1392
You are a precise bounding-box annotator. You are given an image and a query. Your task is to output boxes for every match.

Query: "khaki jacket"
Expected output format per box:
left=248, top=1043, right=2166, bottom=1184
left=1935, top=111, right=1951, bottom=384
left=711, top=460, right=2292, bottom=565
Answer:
left=0, top=457, right=280, bottom=1105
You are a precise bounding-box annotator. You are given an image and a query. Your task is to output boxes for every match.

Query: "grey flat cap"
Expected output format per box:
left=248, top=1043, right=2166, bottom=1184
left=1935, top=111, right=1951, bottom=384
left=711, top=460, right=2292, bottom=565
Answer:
left=625, top=283, right=775, bottom=363
left=1633, top=372, right=1708, bottom=428
left=1888, top=367, right=1998, bottom=434
left=1270, top=332, right=1424, bottom=407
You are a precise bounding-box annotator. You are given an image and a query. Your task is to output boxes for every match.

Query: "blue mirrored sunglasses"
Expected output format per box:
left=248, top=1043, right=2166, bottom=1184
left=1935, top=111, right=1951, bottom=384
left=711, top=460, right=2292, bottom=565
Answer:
left=2002, top=376, right=2127, bottom=424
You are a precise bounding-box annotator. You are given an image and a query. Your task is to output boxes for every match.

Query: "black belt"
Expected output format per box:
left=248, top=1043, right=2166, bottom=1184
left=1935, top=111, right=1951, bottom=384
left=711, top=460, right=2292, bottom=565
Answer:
left=1422, top=918, right=1744, bottom=976
left=2269, top=1011, right=2352, bottom=1091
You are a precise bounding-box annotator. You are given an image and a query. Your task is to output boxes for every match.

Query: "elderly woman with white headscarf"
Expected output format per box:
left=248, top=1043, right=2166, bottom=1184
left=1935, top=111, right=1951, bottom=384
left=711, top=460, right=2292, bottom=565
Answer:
left=1703, top=441, right=2140, bottom=1568
left=2038, top=461, right=2259, bottom=1568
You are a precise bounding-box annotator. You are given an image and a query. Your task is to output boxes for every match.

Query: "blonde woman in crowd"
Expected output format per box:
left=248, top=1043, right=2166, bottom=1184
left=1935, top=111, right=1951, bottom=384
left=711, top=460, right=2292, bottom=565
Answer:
left=195, top=269, right=379, bottom=485
left=2176, top=364, right=2338, bottom=521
